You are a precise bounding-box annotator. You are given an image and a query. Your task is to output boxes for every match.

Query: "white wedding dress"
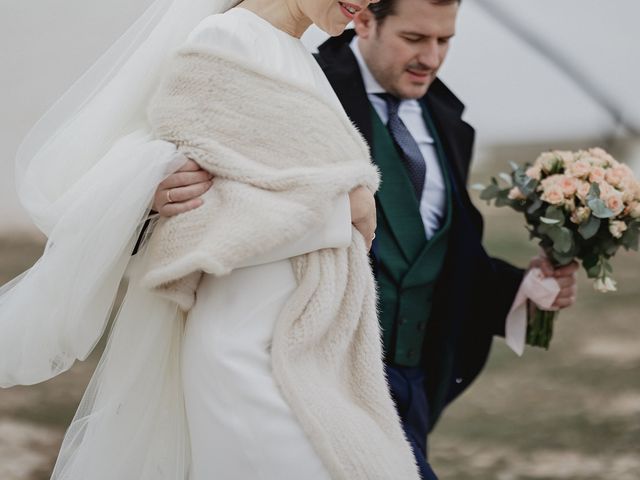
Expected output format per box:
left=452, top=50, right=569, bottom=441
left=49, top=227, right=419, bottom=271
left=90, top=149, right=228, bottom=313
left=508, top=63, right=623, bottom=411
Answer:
left=180, top=8, right=350, bottom=479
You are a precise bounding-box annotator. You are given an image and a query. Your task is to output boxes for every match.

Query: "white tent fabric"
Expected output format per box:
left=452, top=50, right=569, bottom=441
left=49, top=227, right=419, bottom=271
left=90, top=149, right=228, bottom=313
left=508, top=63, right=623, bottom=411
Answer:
left=1, top=0, right=639, bottom=230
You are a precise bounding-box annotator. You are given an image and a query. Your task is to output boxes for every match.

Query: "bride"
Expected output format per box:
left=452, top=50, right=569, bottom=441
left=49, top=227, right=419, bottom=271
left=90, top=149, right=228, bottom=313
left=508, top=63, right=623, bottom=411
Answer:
left=0, top=0, right=419, bottom=479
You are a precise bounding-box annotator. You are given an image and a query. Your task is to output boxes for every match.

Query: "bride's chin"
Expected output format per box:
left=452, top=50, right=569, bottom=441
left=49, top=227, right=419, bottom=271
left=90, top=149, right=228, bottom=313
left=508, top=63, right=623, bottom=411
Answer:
left=318, top=21, right=349, bottom=37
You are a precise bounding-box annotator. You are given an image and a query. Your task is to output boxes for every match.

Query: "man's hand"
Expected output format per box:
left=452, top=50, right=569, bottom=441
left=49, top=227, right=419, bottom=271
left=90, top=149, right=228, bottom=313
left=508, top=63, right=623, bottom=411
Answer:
left=349, top=186, right=377, bottom=251
left=153, top=159, right=213, bottom=217
left=529, top=254, right=579, bottom=309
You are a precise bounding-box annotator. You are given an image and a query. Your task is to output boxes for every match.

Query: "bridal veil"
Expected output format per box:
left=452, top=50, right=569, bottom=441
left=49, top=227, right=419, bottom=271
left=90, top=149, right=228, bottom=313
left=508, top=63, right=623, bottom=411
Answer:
left=0, top=1, right=241, bottom=478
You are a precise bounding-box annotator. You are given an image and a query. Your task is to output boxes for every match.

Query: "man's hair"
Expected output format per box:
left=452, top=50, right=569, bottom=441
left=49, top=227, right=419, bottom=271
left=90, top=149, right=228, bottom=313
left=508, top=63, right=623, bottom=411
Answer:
left=368, top=0, right=461, bottom=25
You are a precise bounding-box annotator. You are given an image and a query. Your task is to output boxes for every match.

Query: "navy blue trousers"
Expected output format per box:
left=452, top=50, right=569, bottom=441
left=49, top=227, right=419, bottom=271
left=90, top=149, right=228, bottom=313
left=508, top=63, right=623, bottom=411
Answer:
left=386, top=365, right=438, bottom=480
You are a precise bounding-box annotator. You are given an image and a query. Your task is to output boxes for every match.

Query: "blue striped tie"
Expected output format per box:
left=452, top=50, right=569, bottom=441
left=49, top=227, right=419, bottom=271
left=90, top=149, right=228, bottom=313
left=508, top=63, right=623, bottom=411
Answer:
left=377, top=93, right=426, bottom=199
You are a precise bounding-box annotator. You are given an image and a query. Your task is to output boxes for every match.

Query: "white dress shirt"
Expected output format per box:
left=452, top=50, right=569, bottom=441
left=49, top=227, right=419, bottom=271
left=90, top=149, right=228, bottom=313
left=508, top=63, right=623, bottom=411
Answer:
left=350, top=37, right=447, bottom=240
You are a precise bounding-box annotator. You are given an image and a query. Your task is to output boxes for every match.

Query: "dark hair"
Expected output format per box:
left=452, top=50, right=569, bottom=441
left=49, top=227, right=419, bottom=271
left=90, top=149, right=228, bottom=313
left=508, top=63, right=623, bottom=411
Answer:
left=368, top=0, right=461, bottom=25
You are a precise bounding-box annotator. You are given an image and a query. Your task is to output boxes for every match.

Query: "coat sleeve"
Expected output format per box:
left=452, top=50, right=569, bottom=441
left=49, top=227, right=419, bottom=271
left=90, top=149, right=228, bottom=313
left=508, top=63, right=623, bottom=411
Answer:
left=484, top=256, right=525, bottom=336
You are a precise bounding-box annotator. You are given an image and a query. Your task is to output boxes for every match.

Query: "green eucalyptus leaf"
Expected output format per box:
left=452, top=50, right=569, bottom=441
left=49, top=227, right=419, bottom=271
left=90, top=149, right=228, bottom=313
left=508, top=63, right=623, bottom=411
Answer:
left=604, top=260, right=614, bottom=274
left=587, top=182, right=601, bottom=202
left=480, top=184, right=500, bottom=201
left=587, top=198, right=615, bottom=219
left=527, top=197, right=543, bottom=214
left=548, top=226, right=573, bottom=253
left=582, top=253, right=599, bottom=271
left=578, top=215, right=601, bottom=240
left=586, top=263, right=601, bottom=278
left=621, top=225, right=640, bottom=251
left=545, top=206, right=566, bottom=224
left=540, top=217, right=561, bottom=225
left=537, top=223, right=554, bottom=236
left=499, top=172, right=513, bottom=185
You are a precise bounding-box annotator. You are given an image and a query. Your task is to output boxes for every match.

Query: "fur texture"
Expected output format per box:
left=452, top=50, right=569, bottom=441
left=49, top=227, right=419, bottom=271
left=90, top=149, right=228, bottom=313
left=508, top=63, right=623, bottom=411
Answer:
left=142, top=48, right=419, bottom=479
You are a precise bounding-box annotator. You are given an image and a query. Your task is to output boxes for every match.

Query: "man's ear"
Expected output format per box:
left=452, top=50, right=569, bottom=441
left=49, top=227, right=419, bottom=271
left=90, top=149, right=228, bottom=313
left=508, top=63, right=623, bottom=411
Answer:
left=354, top=9, right=375, bottom=39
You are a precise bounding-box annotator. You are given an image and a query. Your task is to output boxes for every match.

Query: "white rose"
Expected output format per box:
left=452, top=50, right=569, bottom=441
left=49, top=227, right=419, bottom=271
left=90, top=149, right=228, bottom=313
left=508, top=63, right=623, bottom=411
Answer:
left=570, top=207, right=591, bottom=224
left=609, top=220, right=628, bottom=238
left=629, top=202, right=640, bottom=219
left=594, top=276, right=617, bottom=292
left=536, top=152, right=558, bottom=173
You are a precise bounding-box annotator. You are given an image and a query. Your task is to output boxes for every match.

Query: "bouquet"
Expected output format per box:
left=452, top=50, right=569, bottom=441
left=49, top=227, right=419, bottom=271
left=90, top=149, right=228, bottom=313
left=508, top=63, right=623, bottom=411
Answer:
left=478, top=147, right=640, bottom=348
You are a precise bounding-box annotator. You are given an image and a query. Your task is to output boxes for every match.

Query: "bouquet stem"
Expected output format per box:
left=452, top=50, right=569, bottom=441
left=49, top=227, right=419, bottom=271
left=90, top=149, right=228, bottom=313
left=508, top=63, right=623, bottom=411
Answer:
left=526, top=303, right=558, bottom=349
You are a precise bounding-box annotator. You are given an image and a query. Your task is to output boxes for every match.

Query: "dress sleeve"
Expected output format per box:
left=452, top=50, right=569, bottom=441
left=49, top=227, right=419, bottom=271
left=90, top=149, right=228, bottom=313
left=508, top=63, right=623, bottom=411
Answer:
left=237, top=193, right=352, bottom=268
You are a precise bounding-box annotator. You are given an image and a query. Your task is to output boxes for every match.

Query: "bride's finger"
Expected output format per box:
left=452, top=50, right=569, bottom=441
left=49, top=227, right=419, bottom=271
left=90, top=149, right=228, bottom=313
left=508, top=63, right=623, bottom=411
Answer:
left=159, top=198, right=204, bottom=217
left=176, top=159, right=202, bottom=172
left=160, top=171, right=212, bottom=189
left=165, top=181, right=213, bottom=203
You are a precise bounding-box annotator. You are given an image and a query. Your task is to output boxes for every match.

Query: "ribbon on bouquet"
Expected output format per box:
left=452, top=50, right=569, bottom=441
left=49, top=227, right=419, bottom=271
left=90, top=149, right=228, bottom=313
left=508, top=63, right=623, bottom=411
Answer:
left=505, top=267, right=561, bottom=356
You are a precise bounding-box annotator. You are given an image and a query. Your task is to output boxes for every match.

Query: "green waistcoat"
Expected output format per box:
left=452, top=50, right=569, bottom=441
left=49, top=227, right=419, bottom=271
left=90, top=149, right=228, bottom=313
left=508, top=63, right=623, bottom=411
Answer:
left=372, top=103, right=453, bottom=367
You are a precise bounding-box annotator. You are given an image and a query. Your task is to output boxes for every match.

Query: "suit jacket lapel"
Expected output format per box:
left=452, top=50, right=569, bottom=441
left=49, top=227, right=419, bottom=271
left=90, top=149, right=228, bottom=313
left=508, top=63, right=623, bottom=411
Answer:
left=316, top=31, right=373, bottom=146
left=423, top=82, right=475, bottom=190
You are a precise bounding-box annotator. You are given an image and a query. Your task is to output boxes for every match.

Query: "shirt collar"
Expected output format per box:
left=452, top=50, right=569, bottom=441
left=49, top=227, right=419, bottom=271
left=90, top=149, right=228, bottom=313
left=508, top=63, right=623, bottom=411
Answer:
left=349, top=36, right=387, bottom=95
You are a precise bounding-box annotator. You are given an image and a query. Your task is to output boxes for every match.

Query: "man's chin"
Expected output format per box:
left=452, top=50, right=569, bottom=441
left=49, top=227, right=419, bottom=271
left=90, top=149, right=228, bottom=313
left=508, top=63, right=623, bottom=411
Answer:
left=396, top=83, right=430, bottom=100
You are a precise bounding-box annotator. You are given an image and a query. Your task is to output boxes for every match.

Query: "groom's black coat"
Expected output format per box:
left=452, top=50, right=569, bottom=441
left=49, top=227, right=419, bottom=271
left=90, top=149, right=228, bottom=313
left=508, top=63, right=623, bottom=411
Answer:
left=316, top=31, right=524, bottom=430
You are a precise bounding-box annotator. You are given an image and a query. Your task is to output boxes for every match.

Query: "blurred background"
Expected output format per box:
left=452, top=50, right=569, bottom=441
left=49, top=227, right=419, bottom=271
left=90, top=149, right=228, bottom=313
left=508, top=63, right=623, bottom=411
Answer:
left=1, top=1, right=639, bottom=478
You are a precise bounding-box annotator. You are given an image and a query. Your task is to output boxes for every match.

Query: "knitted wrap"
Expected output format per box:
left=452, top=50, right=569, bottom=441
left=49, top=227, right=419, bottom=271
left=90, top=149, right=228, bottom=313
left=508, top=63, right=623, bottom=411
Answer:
left=142, top=47, right=420, bottom=479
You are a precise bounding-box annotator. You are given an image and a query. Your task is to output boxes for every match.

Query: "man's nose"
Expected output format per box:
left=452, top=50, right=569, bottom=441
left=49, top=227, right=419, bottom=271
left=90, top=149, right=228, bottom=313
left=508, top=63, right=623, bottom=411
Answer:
left=417, top=41, right=441, bottom=70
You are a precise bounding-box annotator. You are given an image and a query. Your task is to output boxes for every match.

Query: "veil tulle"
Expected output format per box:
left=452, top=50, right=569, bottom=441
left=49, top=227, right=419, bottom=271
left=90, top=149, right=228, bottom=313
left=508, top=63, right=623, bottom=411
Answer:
left=1, top=0, right=241, bottom=478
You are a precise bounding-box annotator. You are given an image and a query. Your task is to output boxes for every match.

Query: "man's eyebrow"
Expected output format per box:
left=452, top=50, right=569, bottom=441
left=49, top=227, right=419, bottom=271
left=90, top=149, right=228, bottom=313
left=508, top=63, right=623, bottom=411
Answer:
left=398, top=31, right=456, bottom=40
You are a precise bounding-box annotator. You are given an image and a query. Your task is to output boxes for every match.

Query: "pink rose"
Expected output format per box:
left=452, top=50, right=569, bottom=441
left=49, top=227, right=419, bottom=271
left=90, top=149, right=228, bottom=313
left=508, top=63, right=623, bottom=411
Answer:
left=508, top=186, right=526, bottom=201
left=604, top=192, right=625, bottom=216
left=526, top=165, right=542, bottom=181
left=541, top=186, right=565, bottom=205
left=589, top=167, right=607, bottom=184
left=554, top=150, right=576, bottom=165
left=567, top=160, right=591, bottom=178
left=557, top=175, right=578, bottom=196
left=605, top=168, right=624, bottom=188
left=588, top=147, right=617, bottom=167
left=576, top=181, right=592, bottom=201
left=540, top=174, right=562, bottom=189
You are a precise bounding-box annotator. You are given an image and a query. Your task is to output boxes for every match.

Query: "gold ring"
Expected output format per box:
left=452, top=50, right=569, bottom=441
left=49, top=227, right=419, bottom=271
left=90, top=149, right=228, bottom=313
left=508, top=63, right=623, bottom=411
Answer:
left=166, top=190, right=173, bottom=203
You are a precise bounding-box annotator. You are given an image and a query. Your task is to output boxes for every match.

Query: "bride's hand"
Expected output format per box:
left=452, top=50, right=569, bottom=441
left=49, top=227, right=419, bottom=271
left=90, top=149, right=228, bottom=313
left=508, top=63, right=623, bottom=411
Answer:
left=349, top=186, right=377, bottom=251
left=153, top=159, right=213, bottom=216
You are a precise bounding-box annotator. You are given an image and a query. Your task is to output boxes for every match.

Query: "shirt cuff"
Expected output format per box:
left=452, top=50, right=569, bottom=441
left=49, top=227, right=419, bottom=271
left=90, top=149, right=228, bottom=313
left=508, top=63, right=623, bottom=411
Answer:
left=504, top=268, right=561, bottom=356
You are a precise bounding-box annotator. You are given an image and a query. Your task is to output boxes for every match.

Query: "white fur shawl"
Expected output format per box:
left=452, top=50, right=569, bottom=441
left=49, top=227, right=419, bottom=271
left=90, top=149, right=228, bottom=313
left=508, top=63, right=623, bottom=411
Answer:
left=142, top=47, right=420, bottom=480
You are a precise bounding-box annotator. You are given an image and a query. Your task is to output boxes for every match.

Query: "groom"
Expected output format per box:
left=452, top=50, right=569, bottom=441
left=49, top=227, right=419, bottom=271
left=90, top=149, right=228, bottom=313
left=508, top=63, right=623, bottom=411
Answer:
left=312, top=0, right=577, bottom=477
left=152, top=0, right=579, bottom=477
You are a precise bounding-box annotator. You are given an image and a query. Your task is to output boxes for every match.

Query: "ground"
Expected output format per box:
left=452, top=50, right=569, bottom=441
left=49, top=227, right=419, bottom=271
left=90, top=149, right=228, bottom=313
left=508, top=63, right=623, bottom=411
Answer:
left=0, top=157, right=638, bottom=479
